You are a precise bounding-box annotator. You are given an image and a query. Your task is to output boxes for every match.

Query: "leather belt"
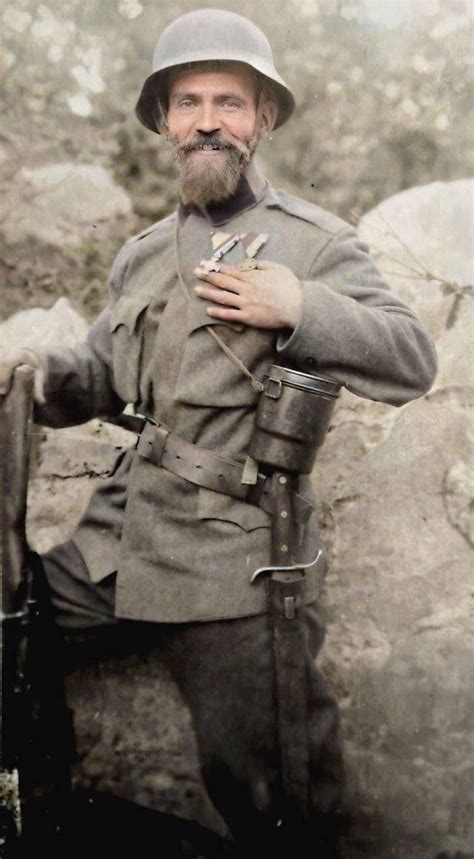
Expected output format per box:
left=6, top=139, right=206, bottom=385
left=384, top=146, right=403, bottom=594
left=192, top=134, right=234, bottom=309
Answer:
left=136, top=420, right=273, bottom=513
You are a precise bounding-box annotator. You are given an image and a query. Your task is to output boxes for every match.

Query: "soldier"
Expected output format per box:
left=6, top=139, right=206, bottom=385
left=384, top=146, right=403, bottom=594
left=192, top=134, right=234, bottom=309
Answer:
left=0, top=9, right=437, bottom=858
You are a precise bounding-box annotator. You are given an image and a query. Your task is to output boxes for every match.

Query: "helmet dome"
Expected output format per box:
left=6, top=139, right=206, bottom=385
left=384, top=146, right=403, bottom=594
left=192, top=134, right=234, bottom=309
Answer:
left=135, top=8, right=295, bottom=133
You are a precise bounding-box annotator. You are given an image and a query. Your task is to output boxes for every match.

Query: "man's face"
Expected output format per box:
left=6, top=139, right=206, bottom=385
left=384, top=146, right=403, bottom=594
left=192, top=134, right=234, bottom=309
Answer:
left=163, top=64, right=273, bottom=206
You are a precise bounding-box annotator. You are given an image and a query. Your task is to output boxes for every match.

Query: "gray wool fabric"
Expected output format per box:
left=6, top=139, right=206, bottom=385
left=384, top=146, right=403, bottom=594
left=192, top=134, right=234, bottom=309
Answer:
left=33, top=163, right=437, bottom=623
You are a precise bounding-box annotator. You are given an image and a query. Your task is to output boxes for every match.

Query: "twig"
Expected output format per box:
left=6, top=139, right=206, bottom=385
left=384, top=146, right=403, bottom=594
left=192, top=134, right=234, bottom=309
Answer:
left=376, top=210, right=432, bottom=277
left=381, top=269, right=472, bottom=294
left=366, top=243, right=429, bottom=277
left=365, top=212, right=473, bottom=295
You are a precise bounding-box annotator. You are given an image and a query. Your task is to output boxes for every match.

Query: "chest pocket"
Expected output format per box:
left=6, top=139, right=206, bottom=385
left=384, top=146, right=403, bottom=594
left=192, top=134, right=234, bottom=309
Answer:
left=174, top=309, right=276, bottom=408
left=109, top=292, right=151, bottom=405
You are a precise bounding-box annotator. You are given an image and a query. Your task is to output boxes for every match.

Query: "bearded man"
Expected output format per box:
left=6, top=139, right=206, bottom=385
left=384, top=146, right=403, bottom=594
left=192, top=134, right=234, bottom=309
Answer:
left=0, top=9, right=437, bottom=858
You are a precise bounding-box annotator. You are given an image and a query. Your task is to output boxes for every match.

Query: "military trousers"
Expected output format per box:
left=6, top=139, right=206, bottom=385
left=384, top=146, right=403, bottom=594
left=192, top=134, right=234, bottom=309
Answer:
left=41, top=540, right=344, bottom=857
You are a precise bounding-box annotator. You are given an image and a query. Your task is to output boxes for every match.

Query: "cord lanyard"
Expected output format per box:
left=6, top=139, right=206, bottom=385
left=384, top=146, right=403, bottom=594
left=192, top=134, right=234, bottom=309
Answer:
left=173, top=219, right=264, bottom=394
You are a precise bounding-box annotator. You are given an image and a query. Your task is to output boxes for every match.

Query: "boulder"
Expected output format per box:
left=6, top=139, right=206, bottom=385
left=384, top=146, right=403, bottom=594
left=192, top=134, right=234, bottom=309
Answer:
left=314, top=179, right=474, bottom=856
left=0, top=300, right=136, bottom=554
left=358, top=178, right=473, bottom=344
left=0, top=297, right=88, bottom=348
left=2, top=162, right=132, bottom=247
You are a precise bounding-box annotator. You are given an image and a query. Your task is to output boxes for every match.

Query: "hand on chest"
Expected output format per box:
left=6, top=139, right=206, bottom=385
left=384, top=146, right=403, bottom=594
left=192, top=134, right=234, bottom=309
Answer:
left=160, top=219, right=281, bottom=408
left=180, top=217, right=303, bottom=334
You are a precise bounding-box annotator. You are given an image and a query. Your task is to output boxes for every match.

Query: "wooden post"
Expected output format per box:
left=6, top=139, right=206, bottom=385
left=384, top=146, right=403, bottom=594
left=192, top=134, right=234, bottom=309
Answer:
left=1, top=365, right=35, bottom=841
left=1, top=365, right=35, bottom=615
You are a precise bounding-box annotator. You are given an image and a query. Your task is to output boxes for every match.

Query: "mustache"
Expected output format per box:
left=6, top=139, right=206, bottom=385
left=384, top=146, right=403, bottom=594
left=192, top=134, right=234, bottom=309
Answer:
left=176, top=133, right=242, bottom=156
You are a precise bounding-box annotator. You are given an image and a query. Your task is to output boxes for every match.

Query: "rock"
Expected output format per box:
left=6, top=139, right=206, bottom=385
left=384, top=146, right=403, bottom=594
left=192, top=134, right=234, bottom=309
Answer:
left=314, top=180, right=474, bottom=856
left=3, top=301, right=220, bottom=832
left=0, top=297, right=88, bottom=349
left=26, top=409, right=222, bottom=831
left=2, top=162, right=132, bottom=247
left=428, top=301, right=474, bottom=405
left=444, top=460, right=474, bottom=545
left=0, top=299, right=136, bottom=555
left=358, top=178, right=474, bottom=343
left=65, top=646, right=222, bottom=833
left=26, top=420, right=136, bottom=554
left=4, top=180, right=473, bottom=855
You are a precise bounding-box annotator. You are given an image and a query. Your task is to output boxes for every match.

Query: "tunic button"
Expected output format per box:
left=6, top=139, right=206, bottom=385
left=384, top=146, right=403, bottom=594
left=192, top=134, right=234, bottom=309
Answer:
left=305, top=356, right=316, bottom=368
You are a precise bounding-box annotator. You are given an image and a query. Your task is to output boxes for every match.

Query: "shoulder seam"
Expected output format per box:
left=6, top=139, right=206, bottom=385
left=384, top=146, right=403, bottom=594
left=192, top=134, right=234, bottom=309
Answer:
left=305, top=224, right=353, bottom=278
left=125, top=211, right=177, bottom=244
left=267, top=189, right=349, bottom=236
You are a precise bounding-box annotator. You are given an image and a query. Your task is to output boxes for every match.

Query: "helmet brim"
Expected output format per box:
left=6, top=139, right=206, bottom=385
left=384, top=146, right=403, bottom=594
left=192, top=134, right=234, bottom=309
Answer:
left=135, top=61, right=295, bottom=134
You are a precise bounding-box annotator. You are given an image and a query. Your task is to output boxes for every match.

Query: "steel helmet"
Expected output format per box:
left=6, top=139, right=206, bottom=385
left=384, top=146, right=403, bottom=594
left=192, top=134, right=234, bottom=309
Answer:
left=135, top=8, right=295, bottom=133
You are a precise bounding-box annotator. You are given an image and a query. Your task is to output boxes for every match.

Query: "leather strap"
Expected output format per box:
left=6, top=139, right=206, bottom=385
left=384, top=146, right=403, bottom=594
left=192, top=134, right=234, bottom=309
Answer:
left=173, top=219, right=264, bottom=394
left=137, top=420, right=271, bottom=510
left=267, top=472, right=311, bottom=820
left=136, top=420, right=314, bottom=526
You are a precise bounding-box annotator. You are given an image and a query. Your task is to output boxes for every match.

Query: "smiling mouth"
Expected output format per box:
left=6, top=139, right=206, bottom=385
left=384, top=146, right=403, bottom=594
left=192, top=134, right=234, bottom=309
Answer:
left=190, top=144, right=227, bottom=152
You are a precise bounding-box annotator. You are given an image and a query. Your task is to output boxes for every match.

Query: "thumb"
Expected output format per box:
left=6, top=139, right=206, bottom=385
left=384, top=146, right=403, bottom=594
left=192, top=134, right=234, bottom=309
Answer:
left=33, top=366, right=46, bottom=406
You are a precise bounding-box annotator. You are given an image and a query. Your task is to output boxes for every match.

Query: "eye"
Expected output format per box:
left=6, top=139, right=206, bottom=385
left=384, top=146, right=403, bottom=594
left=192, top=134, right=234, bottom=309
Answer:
left=177, top=98, right=196, bottom=109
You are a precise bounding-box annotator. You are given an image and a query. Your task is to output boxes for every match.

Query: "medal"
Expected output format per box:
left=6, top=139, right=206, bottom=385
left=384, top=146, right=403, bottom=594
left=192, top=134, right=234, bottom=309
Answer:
left=241, top=233, right=268, bottom=259
left=200, top=234, right=242, bottom=273
left=199, top=232, right=269, bottom=273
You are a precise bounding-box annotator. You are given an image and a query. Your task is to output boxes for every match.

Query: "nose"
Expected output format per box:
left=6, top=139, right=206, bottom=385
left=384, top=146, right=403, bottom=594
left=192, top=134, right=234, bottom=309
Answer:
left=195, top=103, right=221, bottom=135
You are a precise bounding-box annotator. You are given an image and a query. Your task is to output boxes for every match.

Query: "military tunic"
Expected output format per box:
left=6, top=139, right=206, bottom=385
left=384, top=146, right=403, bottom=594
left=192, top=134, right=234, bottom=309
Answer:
left=34, top=163, right=437, bottom=624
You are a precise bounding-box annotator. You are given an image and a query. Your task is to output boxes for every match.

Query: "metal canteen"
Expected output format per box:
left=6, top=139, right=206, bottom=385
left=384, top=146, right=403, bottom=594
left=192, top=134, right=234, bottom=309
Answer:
left=249, top=365, right=342, bottom=474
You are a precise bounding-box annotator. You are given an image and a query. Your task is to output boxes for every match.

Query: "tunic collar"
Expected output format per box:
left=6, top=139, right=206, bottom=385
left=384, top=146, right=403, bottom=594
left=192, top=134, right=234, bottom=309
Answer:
left=178, top=160, right=267, bottom=227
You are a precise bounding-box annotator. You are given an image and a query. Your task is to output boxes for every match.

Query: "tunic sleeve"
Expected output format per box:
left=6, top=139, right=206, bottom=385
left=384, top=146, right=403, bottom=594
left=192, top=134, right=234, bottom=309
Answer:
left=277, top=225, right=437, bottom=406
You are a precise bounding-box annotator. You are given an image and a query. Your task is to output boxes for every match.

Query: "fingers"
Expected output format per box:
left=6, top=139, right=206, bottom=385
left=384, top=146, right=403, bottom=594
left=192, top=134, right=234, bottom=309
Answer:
left=0, top=365, right=45, bottom=403
left=33, top=367, right=46, bottom=405
left=230, top=260, right=284, bottom=272
left=206, top=305, right=245, bottom=322
left=194, top=267, right=246, bottom=291
left=247, top=260, right=283, bottom=271
left=0, top=376, right=13, bottom=397
left=195, top=284, right=244, bottom=308
left=0, top=349, right=45, bottom=404
left=218, top=264, right=254, bottom=281
left=0, top=358, right=22, bottom=396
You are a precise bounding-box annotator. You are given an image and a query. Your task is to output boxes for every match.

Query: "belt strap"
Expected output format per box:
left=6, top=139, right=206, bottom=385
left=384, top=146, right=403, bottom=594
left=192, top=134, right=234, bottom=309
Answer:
left=137, top=420, right=271, bottom=509
left=267, top=472, right=311, bottom=820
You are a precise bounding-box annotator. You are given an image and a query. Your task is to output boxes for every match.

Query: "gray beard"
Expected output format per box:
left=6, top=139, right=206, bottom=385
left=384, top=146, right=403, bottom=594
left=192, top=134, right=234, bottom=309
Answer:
left=164, top=129, right=261, bottom=207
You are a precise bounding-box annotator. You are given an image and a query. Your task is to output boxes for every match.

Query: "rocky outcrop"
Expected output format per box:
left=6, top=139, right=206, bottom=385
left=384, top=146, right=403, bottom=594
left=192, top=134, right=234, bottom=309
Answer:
left=314, top=179, right=473, bottom=857
left=1, top=179, right=472, bottom=855
left=2, top=163, right=132, bottom=248
left=0, top=297, right=88, bottom=348
left=0, top=162, right=136, bottom=324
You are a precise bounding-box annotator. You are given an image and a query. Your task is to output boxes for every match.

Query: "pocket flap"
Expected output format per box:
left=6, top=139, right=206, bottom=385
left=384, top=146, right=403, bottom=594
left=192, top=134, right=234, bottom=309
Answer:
left=109, top=293, right=151, bottom=334
left=197, top=487, right=271, bottom=532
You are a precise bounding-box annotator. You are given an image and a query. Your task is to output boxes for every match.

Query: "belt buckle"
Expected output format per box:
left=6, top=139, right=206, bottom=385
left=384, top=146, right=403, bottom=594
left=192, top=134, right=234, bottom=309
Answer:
left=137, top=420, right=169, bottom=465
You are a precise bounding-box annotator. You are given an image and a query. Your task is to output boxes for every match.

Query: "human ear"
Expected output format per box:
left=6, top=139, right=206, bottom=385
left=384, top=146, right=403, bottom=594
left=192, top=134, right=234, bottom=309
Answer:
left=260, top=100, right=277, bottom=134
